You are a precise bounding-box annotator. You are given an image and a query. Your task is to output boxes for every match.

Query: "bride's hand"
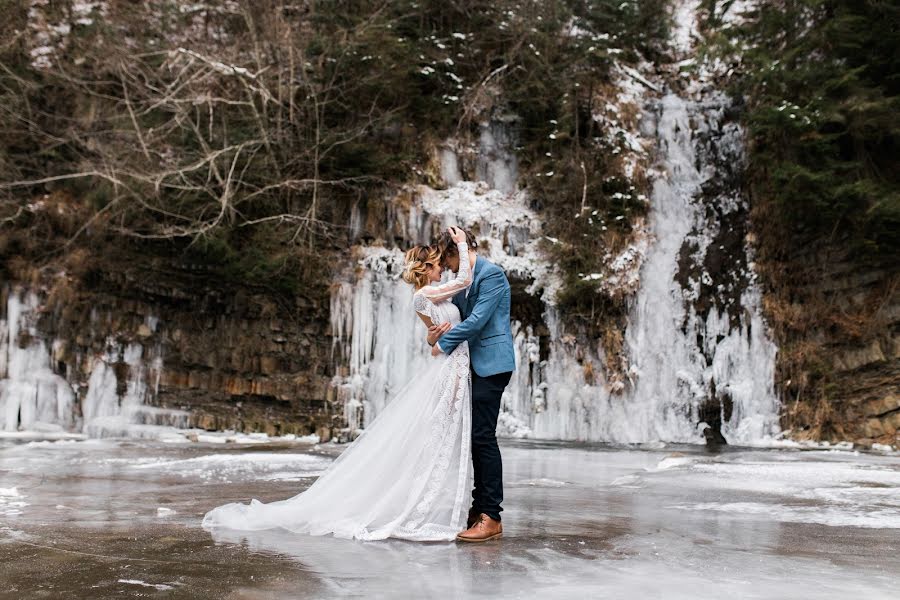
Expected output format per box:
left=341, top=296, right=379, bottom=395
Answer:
left=449, top=226, right=466, bottom=244
left=427, top=322, right=451, bottom=346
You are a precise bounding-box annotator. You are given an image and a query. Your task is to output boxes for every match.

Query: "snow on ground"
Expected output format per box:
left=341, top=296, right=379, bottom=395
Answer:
left=595, top=59, right=656, bottom=180
left=417, top=182, right=537, bottom=237
left=26, top=1, right=110, bottom=69
left=718, top=0, right=758, bottom=26
left=670, top=0, right=702, bottom=57
left=416, top=181, right=563, bottom=304
left=597, top=224, right=653, bottom=295
left=645, top=450, right=900, bottom=528
left=670, top=0, right=761, bottom=88
left=0, top=426, right=319, bottom=445
left=129, top=452, right=332, bottom=482
left=0, top=430, right=87, bottom=441
left=185, top=431, right=321, bottom=445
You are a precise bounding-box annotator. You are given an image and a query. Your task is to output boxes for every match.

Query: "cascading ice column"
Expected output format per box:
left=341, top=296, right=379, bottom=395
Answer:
left=621, top=89, right=780, bottom=444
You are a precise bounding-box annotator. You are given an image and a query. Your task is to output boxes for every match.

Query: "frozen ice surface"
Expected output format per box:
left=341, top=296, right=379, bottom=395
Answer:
left=130, top=451, right=332, bottom=482
left=118, top=578, right=175, bottom=591
left=0, top=439, right=897, bottom=598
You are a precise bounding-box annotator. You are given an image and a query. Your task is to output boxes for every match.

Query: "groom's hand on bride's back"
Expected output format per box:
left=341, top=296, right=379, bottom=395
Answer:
left=426, top=322, right=451, bottom=346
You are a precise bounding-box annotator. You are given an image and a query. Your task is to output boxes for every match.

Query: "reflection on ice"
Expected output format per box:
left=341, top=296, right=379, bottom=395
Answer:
left=0, top=486, right=27, bottom=516
left=507, top=478, right=569, bottom=488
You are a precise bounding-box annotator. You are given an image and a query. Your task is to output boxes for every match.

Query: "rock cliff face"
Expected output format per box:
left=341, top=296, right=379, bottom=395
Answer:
left=0, top=0, right=895, bottom=448
left=0, top=245, right=337, bottom=439
left=752, top=231, right=899, bottom=447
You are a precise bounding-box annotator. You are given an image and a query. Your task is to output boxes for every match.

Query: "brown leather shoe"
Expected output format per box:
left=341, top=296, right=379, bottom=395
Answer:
left=456, top=513, right=502, bottom=543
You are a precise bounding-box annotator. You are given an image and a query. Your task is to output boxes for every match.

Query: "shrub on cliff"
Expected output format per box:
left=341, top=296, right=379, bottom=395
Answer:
left=0, top=0, right=665, bottom=300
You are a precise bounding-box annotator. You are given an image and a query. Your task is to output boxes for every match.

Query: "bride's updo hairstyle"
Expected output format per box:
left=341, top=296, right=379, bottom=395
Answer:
left=403, top=244, right=440, bottom=289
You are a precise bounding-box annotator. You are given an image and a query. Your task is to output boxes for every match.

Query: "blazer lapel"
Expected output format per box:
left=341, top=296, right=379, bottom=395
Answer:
left=465, top=256, right=483, bottom=316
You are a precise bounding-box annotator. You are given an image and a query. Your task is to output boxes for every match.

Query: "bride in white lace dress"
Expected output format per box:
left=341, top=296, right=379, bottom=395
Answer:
left=201, top=227, right=473, bottom=541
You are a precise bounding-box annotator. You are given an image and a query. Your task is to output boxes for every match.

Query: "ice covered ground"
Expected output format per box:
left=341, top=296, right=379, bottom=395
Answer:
left=0, top=439, right=897, bottom=598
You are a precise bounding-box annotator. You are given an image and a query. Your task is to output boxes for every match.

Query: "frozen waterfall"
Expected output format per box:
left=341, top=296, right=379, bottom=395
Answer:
left=328, top=2, right=782, bottom=445
left=0, top=288, right=75, bottom=434
left=0, top=285, right=187, bottom=438
left=620, top=92, right=779, bottom=443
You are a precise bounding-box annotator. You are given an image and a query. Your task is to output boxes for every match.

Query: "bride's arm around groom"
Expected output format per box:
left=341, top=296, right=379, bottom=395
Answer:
left=432, top=272, right=504, bottom=356
left=429, top=246, right=515, bottom=375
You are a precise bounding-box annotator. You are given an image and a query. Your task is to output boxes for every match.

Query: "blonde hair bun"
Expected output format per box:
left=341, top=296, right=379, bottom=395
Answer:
left=403, top=245, right=440, bottom=289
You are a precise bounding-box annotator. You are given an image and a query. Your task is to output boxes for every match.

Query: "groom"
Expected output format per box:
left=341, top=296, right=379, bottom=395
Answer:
left=428, top=228, right=516, bottom=542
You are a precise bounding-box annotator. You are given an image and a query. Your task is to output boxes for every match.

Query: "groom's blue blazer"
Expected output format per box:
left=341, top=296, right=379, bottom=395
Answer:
left=437, top=255, right=516, bottom=377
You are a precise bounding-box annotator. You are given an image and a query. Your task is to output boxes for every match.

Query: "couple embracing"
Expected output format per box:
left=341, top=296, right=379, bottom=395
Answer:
left=203, top=226, right=516, bottom=543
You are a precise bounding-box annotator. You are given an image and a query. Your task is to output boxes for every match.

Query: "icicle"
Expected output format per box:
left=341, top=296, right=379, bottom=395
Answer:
left=0, top=287, right=78, bottom=432
left=0, top=285, right=175, bottom=439
left=328, top=91, right=780, bottom=444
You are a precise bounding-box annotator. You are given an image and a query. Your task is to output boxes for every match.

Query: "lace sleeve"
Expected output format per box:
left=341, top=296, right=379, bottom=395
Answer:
left=418, top=241, right=472, bottom=304
left=413, top=292, right=431, bottom=319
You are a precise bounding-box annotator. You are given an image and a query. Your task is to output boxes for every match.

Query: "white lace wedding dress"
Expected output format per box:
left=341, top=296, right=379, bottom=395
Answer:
left=201, top=241, right=473, bottom=541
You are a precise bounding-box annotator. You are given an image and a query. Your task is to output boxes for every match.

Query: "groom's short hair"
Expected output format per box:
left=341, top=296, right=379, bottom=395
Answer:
left=437, top=228, right=477, bottom=260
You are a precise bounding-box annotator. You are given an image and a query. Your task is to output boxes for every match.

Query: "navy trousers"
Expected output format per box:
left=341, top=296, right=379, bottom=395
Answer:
left=470, top=369, right=512, bottom=521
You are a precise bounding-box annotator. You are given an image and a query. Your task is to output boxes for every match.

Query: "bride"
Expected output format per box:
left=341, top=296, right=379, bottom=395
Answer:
left=201, top=226, right=474, bottom=541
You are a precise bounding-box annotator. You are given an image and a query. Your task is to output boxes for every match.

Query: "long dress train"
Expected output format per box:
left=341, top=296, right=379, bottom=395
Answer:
left=201, top=241, right=473, bottom=541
